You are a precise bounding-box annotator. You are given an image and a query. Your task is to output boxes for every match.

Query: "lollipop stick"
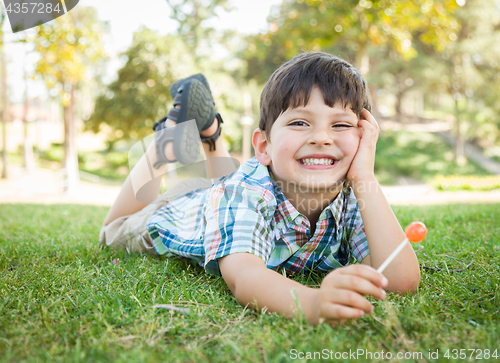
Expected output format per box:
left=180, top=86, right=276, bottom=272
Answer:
left=377, top=238, right=409, bottom=273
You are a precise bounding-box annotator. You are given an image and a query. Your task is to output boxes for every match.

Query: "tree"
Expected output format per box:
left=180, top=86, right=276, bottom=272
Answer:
left=422, top=0, right=500, bottom=162
left=86, top=28, right=200, bottom=148
left=22, top=51, right=35, bottom=172
left=31, top=7, right=106, bottom=193
left=242, top=0, right=460, bottom=83
left=370, top=39, right=442, bottom=119
left=87, top=26, right=251, bottom=154
left=165, top=0, right=232, bottom=65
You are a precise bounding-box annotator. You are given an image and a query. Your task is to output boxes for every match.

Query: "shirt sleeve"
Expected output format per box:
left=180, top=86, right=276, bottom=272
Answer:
left=202, top=182, right=275, bottom=276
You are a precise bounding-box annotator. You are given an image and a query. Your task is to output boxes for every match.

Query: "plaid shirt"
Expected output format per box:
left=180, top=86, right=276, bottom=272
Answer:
left=147, top=157, right=369, bottom=276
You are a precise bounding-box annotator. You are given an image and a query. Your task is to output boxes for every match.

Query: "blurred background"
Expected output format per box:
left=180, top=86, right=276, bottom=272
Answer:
left=1, top=0, right=500, bottom=203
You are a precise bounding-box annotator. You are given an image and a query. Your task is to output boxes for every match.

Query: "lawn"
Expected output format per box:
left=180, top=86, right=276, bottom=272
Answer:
left=0, top=203, right=499, bottom=362
left=374, top=131, right=491, bottom=185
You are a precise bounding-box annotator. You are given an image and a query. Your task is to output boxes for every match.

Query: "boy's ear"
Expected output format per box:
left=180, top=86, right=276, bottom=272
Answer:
left=252, top=128, right=272, bottom=166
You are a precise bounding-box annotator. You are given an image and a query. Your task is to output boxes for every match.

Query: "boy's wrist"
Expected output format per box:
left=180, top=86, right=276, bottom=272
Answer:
left=299, top=288, right=321, bottom=325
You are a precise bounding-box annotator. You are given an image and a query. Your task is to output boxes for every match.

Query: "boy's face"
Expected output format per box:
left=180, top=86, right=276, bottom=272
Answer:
left=254, top=86, right=361, bottom=194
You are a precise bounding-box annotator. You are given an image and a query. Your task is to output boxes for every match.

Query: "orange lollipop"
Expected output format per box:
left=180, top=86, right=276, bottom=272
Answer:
left=405, top=221, right=427, bottom=243
left=377, top=221, right=427, bottom=273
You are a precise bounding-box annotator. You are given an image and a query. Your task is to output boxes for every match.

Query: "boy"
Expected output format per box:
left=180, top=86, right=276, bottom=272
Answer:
left=100, top=52, right=420, bottom=326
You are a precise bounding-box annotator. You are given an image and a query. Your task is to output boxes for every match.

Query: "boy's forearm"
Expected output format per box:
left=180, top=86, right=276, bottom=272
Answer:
left=351, top=177, right=420, bottom=293
left=230, top=264, right=320, bottom=325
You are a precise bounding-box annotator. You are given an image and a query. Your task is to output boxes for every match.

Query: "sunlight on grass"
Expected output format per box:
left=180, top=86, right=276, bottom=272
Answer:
left=431, top=175, right=500, bottom=192
left=375, top=131, right=491, bottom=184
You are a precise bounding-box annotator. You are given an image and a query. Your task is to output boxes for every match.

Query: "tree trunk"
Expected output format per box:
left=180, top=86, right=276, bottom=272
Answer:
left=22, top=118, right=34, bottom=171
left=395, top=88, right=411, bottom=120
left=23, top=64, right=35, bottom=172
left=415, top=91, right=424, bottom=118
left=1, top=50, right=9, bottom=179
left=368, top=84, right=381, bottom=120
left=355, top=42, right=370, bottom=76
left=395, top=90, right=403, bottom=119
left=63, top=82, right=79, bottom=194
left=394, top=72, right=409, bottom=120
left=354, top=40, right=376, bottom=118
left=355, top=11, right=370, bottom=75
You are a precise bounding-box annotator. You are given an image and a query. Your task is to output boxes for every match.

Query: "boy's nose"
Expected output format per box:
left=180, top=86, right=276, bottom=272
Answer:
left=308, top=128, right=333, bottom=146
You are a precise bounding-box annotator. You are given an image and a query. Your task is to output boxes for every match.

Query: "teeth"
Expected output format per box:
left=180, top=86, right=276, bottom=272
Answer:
left=300, top=158, right=334, bottom=166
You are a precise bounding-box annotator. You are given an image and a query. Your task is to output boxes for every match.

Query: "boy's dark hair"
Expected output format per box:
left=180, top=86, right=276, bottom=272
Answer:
left=259, top=52, right=371, bottom=140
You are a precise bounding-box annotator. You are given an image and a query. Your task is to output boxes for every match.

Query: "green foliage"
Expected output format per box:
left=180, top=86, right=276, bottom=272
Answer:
left=239, top=0, right=500, bottom=151
left=104, top=151, right=129, bottom=169
left=34, top=144, right=129, bottom=182
left=241, top=0, right=460, bottom=83
left=0, top=203, right=499, bottom=361
left=86, top=26, right=252, bottom=153
left=450, top=0, right=500, bottom=145
left=370, top=40, right=444, bottom=117
left=165, top=0, right=233, bottom=62
left=31, top=6, right=106, bottom=101
left=161, top=0, right=254, bottom=151
left=86, top=28, right=197, bottom=144
left=417, top=0, right=500, bottom=147
left=44, top=144, right=64, bottom=162
left=27, top=5, right=108, bottom=190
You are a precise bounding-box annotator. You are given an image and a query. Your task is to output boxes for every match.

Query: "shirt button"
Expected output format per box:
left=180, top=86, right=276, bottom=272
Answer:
left=299, top=253, right=307, bottom=261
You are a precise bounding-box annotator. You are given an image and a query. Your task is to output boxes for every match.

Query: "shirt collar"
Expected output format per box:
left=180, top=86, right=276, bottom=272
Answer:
left=268, top=169, right=302, bottom=228
left=323, top=183, right=351, bottom=230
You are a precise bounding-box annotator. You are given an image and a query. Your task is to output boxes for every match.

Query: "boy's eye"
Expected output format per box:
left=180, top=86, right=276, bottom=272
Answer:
left=289, top=120, right=308, bottom=126
left=333, top=123, right=353, bottom=128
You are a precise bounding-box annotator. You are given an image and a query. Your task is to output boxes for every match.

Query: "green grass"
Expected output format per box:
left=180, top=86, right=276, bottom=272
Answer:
left=431, top=175, right=500, bottom=192
left=375, top=131, right=492, bottom=185
left=37, top=145, right=131, bottom=182
left=1, top=203, right=499, bottom=362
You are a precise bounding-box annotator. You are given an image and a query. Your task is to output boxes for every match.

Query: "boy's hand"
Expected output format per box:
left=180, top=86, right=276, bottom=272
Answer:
left=312, top=264, right=387, bottom=325
left=347, top=109, right=380, bottom=184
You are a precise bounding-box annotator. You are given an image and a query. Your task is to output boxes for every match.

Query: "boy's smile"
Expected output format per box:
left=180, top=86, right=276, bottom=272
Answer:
left=254, top=87, right=362, bottom=203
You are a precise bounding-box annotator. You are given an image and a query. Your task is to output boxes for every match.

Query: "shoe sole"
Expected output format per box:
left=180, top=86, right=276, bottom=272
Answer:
left=174, top=79, right=216, bottom=165
left=169, top=73, right=213, bottom=101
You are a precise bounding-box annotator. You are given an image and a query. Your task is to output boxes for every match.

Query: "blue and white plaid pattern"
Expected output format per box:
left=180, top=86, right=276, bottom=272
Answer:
left=147, top=157, right=369, bottom=276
